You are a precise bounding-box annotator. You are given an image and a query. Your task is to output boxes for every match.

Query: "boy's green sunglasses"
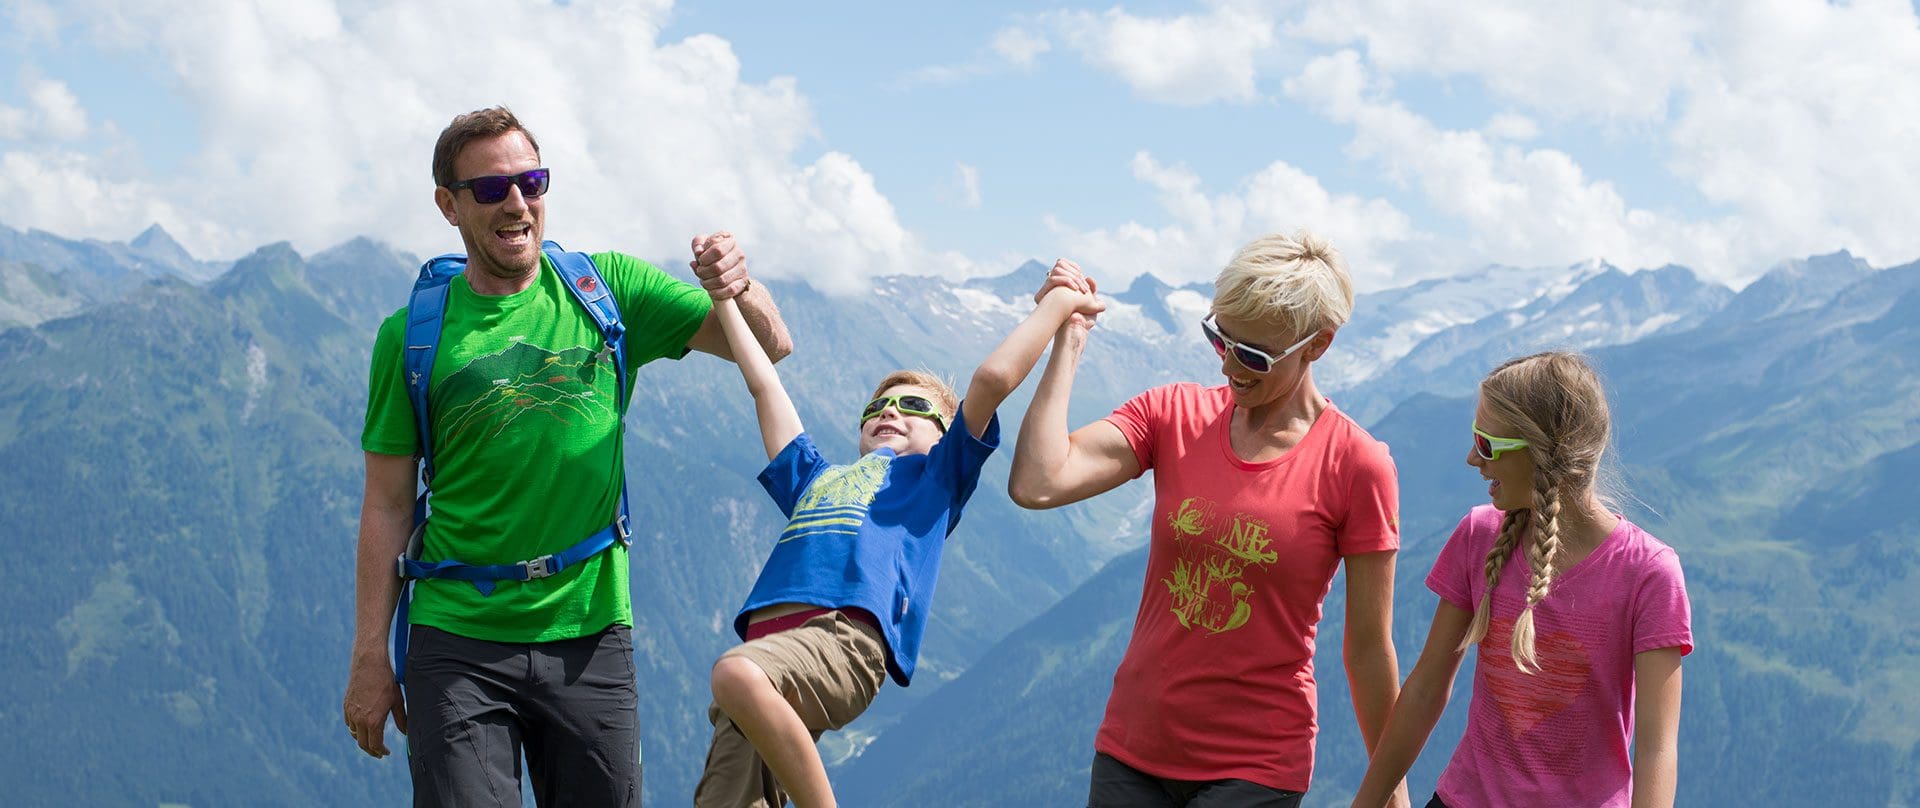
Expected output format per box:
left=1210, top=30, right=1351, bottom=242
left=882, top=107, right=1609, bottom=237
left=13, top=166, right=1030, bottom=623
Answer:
left=1472, top=424, right=1529, bottom=461
left=861, top=393, right=948, bottom=433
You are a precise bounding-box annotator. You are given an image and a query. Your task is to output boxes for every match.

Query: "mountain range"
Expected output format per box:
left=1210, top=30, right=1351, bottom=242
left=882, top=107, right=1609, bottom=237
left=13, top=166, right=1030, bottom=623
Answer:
left=0, top=223, right=1912, bottom=806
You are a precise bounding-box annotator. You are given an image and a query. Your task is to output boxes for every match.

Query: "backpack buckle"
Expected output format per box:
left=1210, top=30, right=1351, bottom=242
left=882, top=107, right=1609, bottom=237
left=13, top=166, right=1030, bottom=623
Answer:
left=615, top=514, right=632, bottom=545
left=523, top=554, right=556, bottom=580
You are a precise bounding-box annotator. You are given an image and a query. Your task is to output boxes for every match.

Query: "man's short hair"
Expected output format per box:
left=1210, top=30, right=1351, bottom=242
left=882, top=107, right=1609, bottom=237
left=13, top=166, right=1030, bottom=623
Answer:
left=867, top=369, right=959, bottom=423
left=432, top=106, right=541, bottom=188
left=1211, top=230, right=1355, bottom=338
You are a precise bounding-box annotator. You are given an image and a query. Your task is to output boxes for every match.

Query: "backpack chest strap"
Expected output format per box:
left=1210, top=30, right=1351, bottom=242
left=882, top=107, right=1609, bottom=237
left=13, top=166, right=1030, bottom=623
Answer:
left=398, top=512, right=633, bottom=597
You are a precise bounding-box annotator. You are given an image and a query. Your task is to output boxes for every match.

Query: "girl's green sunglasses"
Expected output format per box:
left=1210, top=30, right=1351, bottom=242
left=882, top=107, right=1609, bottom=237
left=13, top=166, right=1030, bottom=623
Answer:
left=1472, top=424, right=1529, bottom=461
left=861, top=393, right=948, bottom=432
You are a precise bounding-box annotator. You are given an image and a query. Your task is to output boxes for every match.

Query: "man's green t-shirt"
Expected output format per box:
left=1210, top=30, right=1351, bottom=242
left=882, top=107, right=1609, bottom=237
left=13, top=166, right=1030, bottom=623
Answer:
left=362, top=251, right=712, bottom=643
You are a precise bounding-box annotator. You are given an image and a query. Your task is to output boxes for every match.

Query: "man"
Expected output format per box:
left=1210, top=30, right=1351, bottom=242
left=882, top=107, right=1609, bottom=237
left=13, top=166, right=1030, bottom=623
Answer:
left=342, top=106, right=792, bottom=806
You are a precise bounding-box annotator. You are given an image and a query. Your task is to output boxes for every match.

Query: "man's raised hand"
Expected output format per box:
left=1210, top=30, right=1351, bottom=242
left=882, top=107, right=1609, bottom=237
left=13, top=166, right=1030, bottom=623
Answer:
left=691, top=230, right=751, bottom=300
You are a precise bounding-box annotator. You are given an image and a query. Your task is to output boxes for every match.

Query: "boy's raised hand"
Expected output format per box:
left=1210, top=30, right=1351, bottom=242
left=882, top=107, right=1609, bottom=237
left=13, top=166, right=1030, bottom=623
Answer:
left=1034, top=257, right=1092, bottom=302
left=960, top=256, right=1106, bottom=439
left=1035, top=258, right=1103, bottom=330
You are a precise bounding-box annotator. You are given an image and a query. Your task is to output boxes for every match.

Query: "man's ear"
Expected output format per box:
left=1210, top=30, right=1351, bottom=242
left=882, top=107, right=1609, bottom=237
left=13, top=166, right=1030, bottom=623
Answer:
left=435, top=186, right=458, bottom=226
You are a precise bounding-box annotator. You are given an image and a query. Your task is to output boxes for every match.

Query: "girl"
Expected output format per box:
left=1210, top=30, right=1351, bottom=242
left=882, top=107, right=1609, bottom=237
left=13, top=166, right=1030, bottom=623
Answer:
left=1351, top=352, right=1691, bottom=808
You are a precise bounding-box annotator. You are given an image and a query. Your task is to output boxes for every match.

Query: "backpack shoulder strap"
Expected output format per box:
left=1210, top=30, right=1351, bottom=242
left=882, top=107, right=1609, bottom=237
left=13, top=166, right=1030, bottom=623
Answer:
left=392, top=251, right=463, bottom=685
left=542, top=241, right=630, bottom=412
left=402, top=253, right=466, bottom=485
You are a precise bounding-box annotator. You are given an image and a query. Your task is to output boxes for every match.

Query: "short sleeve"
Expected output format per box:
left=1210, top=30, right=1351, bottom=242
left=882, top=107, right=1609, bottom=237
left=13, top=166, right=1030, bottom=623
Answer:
left=361, top=309, right=419, bottom=456
left=1336, top=437, right=1401, bottom=556
left=1632, top=548, right=1694, bottom=656
left=926, top=403, right=1001, bottom=530
left=1425, top=511, right=1483, bottom=612
left=1103, top=385, right=1170, bottom=474
left=594, top=251, right=713, bottom=366
left=756, top=432, right=832, bottom=517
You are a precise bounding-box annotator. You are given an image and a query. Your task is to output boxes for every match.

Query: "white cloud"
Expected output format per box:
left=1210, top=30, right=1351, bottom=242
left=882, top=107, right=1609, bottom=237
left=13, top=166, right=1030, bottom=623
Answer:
left=989, top=26, right=1051, bottom=69
left=0, top=76, right=90, bottom=141
left=1286, top=51, right=1747, bottom=280
left=14, top=0, right=1919, bottom=295
left=896, top=65, right=970, bottom=88
left=1282, top=0, right=1920, bottom=274
left=1483, top=112, right=1540, bottom=142
left=1665, top=0, right=1920, bottom=271
left=1282, top=1, right=1920, bottom=279
left=1290, top=0, right=1703, bottom=125
left=0, top=1, right=60, bottom=45
left=0, top=0, right=973, bottom=292
left=1045, top=4, right=1280, bottom=105
left=0, top=149, right=218, bottom=247
left=951, top=163, right=982, bottom=209
left=1047, top=150, right=1418, bottom=291
left=1020, top=1, right=1920, bottom=279
left=897, top=25, right=1051, bottom=89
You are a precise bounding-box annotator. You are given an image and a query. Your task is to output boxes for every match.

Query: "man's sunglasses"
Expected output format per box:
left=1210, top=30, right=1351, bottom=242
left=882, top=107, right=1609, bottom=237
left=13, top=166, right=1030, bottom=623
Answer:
left=446, top=168, right=550, bottom=204
left=861, top=393, right=948, bottom=433
left=1202, top=315, right=1318, bottom=375
left=1472, top=424, right=1530, bottom=461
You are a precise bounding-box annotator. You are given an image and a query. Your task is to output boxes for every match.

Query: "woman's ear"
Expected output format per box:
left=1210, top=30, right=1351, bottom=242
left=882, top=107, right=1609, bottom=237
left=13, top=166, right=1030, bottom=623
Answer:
left=1305, top=329, right=1336, bottom=361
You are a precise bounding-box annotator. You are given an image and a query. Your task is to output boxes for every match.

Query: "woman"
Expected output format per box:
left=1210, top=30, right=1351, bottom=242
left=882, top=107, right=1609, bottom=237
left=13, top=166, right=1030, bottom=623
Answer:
left=1010, top=232, right=1407, bottom=808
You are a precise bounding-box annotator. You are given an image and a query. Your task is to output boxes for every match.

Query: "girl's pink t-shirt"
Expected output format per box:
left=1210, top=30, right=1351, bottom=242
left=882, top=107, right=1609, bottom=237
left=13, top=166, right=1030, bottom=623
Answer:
left=1428, top=505, right=1692, bottom=808
left=1095, top=383, right=1401, bottom=793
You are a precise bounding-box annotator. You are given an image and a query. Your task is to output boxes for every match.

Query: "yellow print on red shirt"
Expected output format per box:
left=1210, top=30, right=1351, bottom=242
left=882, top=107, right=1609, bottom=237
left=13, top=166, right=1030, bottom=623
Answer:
left=1162, top=496, right=1279, bottom=635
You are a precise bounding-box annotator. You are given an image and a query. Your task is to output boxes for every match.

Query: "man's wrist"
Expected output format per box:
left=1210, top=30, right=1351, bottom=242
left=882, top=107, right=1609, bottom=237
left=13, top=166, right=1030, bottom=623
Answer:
left=350, top=636, right=392, bottom=665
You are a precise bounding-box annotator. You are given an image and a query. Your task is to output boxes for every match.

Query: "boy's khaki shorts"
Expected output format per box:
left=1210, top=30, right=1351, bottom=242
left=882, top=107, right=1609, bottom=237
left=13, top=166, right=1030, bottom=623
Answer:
left=694, top=609, right=888, bottom=808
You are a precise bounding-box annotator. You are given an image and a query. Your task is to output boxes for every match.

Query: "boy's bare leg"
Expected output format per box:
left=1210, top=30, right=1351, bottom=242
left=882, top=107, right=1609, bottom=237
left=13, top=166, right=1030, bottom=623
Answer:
left=711, top=655, right=837, bottom=808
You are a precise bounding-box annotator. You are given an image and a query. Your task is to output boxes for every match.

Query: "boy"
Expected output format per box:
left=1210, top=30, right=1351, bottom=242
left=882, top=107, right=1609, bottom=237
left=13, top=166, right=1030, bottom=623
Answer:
left=694, top=258, right=1103, bottom=808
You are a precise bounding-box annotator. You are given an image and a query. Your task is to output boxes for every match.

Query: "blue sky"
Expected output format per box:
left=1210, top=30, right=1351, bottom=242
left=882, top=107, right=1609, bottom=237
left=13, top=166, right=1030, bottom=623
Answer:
left=3, top=1, right=1918, bottom=293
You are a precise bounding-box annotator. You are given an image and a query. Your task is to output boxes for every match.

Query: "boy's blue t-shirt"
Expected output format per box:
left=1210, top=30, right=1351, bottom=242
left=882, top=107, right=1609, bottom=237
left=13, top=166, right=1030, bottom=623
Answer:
left=737, top=405, right=1000, bottom=687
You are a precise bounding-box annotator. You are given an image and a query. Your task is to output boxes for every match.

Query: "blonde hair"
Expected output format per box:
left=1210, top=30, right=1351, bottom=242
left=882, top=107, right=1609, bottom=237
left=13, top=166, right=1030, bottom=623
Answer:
left=867, top=369, right=958, bottom=422
left=1458, top=351, right=1614, bottom=673
left=1211, top=230, right=1355, bottom=337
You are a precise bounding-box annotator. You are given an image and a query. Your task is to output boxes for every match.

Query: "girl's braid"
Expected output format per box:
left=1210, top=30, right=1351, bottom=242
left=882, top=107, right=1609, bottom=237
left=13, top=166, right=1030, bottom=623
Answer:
left=1511, top=462, right=1563, bottom=673
left=1459, top=508, right=1528, bottom=652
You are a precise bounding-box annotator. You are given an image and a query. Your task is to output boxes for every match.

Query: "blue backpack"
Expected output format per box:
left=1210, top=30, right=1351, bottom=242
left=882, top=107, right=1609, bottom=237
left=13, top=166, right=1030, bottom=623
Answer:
left=390, top=240, right=634, bottom=683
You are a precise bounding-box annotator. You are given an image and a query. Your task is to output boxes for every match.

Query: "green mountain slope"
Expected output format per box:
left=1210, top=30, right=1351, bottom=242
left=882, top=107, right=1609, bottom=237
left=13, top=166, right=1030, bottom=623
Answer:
left=0, top=245, right=408, bottom=805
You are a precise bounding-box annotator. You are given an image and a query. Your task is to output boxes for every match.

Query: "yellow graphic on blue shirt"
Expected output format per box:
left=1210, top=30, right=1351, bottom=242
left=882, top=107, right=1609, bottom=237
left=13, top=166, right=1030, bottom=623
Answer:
left=1162, top=496, right=1279, bottom=635
left=780, top=451, right=892, bottom=542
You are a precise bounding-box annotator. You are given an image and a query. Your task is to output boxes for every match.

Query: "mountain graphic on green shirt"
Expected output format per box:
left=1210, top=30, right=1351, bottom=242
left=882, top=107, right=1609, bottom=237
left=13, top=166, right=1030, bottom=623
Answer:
left=437, top=340, right=615, bottom=442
